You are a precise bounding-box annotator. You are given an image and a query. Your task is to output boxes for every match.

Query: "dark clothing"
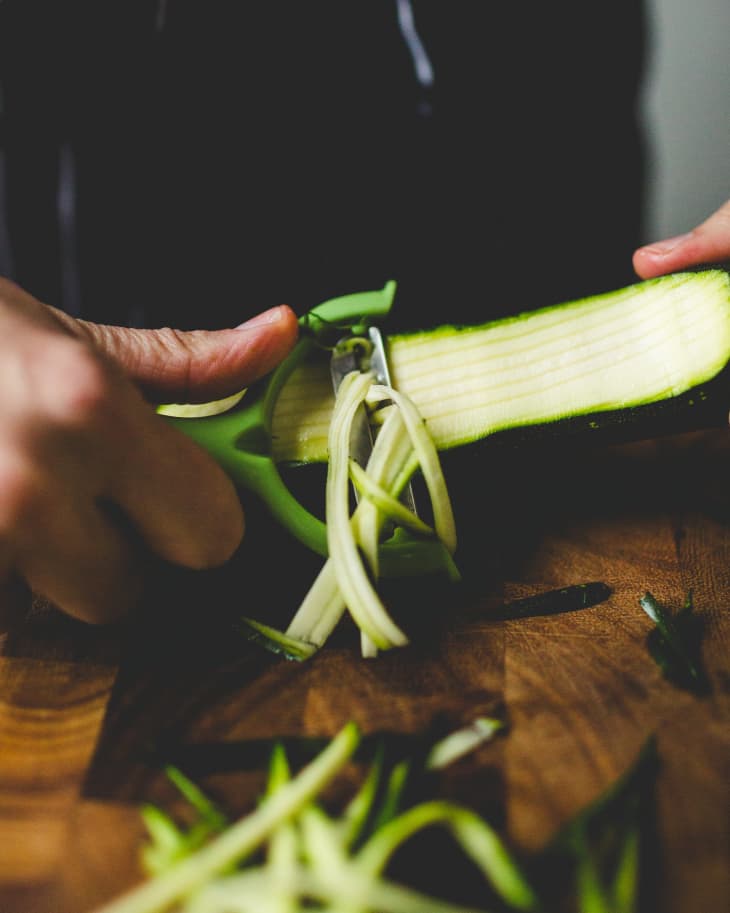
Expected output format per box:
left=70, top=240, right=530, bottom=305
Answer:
left=0, top=1, right=647, bottom=331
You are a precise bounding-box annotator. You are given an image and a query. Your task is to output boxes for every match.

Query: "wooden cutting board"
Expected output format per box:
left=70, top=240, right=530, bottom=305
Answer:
left=0, top=431, right=728, bottom=913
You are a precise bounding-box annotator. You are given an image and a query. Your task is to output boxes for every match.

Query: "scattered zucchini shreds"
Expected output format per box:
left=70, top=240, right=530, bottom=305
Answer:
left=370, top=759, right=412, bottom=834
left=339, top=747, right=384, bottom=848
left=300, top=804, right=348, bottom=878
left=361, top=630, right=379, bottom=659
left=285, top=408, right=416, bottom=649
left=356, top=800, right=538, bottom=912
left=263, top=744, right=300, bottom=911
left=265, top=743, right=292, bottom=794
left=349, top=405, right=417, bottom=584
left=577, top=850, right=613, bottom=913
left=164, top=766, right=227, bottom=831
left=326, top=370, right=409, bottom=650
left=369, top=384, right=457, bottom=554
left=285, top=560, right=346, bottom=647
left=543, top=736, right=657, bottom=913
left=187, top=865, right=493, bottom=913
left=350, top=403, right=421, bottom=584
left=425, top=718, right=505, bottom=771
left=118, top=724, right=660, bottom=913
left=239, top=617, right=318, bottom=662
left=638, top=592, right=664, bottom=627
left=639, top=590, right=704, bottom=687
left=349, top=459, right=435, bottom=537
left=264, top=824, right=300, bottom=913
left=140, top=769, right=228, bottom=876
left=282, top=372, right=456, bottom=658
left=140, top=806, right=188, bottom=875
left=495, top=582, right=612, bottom=621
left=611, top=826, right=641, bottom=913
left=156, top=389, right=246, bottom=418
left=94, top=721, right=360, bottom=913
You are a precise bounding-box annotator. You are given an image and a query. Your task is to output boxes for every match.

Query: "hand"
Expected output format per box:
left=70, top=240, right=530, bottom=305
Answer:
left=633, top=199, right=730, bottom=279
left=0, top=277, right=298, bottom=627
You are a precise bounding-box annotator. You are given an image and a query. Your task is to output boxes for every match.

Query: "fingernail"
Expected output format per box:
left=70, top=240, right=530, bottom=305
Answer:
left=641, top=232, right=692, bottom=257
left=235, top=306, right=284, bottom=330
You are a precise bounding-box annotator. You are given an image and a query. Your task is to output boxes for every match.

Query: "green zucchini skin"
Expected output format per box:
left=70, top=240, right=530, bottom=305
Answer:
left=469, top=362, right=730, bottom=454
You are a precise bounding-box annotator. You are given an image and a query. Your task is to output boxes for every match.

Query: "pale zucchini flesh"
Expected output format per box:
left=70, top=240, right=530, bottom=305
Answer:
left=271, top=271, right=730, bottom=465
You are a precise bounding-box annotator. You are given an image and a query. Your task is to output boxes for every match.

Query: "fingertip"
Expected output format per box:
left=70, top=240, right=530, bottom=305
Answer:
left=238, top=304, right=300, bottom=359
left=632, top=247, right=663, bottom=280
left=633, top=233, right=694, bottom=279
left=267, top=304, right=300, bottom=356
left=235, top=304, right=297, bottom=333
left=226, top=304, right=299, bottom=386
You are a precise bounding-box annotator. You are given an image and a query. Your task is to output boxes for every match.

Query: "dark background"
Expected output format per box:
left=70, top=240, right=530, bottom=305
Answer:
left=0, top=1, right=646, bottom=332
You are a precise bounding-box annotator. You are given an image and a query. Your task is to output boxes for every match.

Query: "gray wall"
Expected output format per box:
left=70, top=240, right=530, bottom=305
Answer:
left=641, top=0, right=730, bottom=242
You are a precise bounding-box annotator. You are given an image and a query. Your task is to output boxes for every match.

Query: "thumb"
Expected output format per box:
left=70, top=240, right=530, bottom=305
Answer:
left=633, top=199, right=730, bottom=279
left=64, top=306, right=300, bottom=403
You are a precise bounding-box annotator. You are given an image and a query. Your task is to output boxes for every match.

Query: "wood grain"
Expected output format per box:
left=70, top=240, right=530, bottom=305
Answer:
left=0, top=431, right=728, bottom=912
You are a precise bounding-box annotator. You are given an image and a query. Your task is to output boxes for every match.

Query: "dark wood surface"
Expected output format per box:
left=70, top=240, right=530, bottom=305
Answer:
left=0, top=430, right=728, bottom=913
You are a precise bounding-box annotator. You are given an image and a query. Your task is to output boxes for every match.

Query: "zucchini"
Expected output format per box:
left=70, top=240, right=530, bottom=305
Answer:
left=271, top=270, right=730, bottom=465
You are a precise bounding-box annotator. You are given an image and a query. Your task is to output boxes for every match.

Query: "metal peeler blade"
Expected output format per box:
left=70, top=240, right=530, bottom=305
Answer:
left=330, top=326, right=418, bottom=515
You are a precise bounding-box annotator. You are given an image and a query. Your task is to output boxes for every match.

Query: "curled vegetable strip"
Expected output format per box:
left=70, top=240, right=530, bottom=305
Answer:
left=126, top=721, right=542, bottom=913
left=349, top=461, right=433, bottom=536
left=262, top=746, right=300, bottom=913
left=286, top=561, right=343, bottom=647
left=368, top=384, right=457, bottom=554
left=241, top=617, right=317, bottom=661
left=355, top=801, right=538, bottom=912
left=353, top=404, right=418, bottom=580
left=425, top=718, right=504, bottom=771
left=156, top=389, right=246, bottom=418
left=185, top=865, right=492, bottom=913
left=285, top=372, right=456, bottom=657
left=285, top=407, right=415, bottom=651
left=94, top=723, right=360, bottom=913
left=350, top=406, right=420, bottom=658
left=326, top=371, right=409, bottom=649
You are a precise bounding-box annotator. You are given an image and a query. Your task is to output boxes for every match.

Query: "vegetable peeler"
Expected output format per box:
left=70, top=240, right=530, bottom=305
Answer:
left=162, top=282, right=454, bottom=578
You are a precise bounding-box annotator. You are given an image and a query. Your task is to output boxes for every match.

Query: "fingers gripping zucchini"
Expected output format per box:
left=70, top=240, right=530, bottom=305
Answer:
left=272, top=270, right=730, bottom=464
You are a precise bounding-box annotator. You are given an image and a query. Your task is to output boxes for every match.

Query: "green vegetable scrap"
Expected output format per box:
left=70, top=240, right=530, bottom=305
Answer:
left=537, top=737, right=659, bottom=913
left=140, top=766, right=227, bottom=875
left=96, top=721, right=662, bottom=913
left=96, top=720, right=537, bottom=913
left=237, top=616, right=318, bottom=663
left=495, top=583, right=612, bottom=621
left=639, top=591, right=708, bottom=694
left=425, top=718, right=505, bottom=771
left=95, top=722, right=361, bottom=913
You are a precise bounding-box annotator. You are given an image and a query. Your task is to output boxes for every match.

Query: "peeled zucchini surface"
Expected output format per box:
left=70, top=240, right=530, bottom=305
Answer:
left=271, top=270, right=730, bottom=465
